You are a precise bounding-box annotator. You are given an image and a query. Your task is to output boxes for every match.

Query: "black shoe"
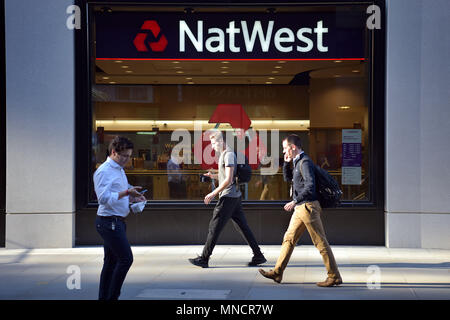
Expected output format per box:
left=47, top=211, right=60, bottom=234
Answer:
left=248, top=254, right=267, bottom=266
left=188, top=256, right=209, bottom=268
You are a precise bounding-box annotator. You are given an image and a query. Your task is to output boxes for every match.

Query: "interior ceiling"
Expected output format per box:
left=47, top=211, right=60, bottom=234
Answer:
left=95, top=60, right=366, bottom=85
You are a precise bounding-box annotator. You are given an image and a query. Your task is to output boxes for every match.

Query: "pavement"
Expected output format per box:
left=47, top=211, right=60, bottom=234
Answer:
left=0, top=245, right=449, bottom=301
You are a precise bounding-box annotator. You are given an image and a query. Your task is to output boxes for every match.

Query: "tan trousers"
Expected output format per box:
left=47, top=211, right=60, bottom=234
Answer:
left=274, top=201, right=340, bottom=279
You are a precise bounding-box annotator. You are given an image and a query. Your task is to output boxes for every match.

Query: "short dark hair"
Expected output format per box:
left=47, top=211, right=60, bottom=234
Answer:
left=108, top=136, right=134, bottom=155
left=283, top=134, right=303, bottom=150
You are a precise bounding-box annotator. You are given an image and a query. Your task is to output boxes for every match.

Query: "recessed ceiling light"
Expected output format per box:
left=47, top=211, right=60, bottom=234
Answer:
left=121, top=65, right=129, bottom=69
left=268, top=77, right=275, bottom=80
left=102, top=76, right=110, bottom=80
left=125, top=70, right=133, bottom=73
left=334, top=60, right=342, bottom=63
left=334, top=75, right=342, bottom=78
left=174, top=66, right=182, bottom=69
left=109, top=81, right=116, bottom=84
left=338, top=105, right=351, bottom=110
left=352, top=70, right=360, bottom=73
left=221, top=66, right=229, bottom=69
left=277, top=61, right=286, bottom=64
left=114, top=60, right=123, bottom=63
left=265, top=81, right=272, bottom=84
left=271, top=71, right=279, bottom=74
left=176, top=71, right=184, bottom=74
left=274, top=66, right=282, bottom=69
left=221, top=71, right=228, bottom=74
left=172, top=61, right=180, bottom=64
left=187, top=81, right=195, bottom=84
left=185, top=77, right=192, bottom=80
left=221, top=61, right=230, bottom=64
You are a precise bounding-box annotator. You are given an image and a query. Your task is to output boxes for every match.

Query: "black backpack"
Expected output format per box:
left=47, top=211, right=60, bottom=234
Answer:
left=299, top=159, right=342, bottom=208
left=236, top=156, right=252, bottom=184
left=225, top=151, right=252, bottom=184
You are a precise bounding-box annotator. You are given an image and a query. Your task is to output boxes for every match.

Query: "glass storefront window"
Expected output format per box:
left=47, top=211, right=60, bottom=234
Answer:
left=89, top=4, right=371, bottom=204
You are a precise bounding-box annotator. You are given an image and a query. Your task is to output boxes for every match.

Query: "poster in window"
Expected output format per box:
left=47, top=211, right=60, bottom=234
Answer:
left=342, top=129, right=362, bottom=185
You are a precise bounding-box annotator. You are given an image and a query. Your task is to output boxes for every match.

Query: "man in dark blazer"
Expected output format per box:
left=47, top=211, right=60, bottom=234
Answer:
left=259, top=134, right=342, bottom=287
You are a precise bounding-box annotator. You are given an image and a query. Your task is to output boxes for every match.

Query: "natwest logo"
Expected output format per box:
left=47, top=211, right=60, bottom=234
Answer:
left=179, top=20, right=328, bottom=54
left=133, top=20, right=168, bottom=52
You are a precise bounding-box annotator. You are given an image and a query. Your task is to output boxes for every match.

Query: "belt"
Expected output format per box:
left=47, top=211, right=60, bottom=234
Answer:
left=99, top=215, right=126, bottom=222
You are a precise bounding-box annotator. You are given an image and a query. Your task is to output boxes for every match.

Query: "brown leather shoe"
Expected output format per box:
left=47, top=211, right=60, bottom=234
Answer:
left=316, top=277, right=343, bottom=287
left=258, top=269, right=282, bottom=284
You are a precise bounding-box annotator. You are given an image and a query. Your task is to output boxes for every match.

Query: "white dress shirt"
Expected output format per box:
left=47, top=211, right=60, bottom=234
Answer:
left=94, top=157, right=130, bottom=217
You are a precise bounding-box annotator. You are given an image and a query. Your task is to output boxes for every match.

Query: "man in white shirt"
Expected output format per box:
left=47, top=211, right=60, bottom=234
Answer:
left=94, top=136, right=146, bottom=300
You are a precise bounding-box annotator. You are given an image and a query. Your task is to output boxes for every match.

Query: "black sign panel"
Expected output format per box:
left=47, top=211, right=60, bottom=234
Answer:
left=95, top=11, right=366, bottom=60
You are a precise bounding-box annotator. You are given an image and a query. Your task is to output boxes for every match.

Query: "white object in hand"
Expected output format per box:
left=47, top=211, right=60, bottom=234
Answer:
left=131, top=201, right=146, bottom=213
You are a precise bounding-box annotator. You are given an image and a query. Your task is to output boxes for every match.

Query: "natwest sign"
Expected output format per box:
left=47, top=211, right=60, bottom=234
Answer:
left=95, top=12, right=365, bottom=60
left=178, top=20, right=329, bottom=54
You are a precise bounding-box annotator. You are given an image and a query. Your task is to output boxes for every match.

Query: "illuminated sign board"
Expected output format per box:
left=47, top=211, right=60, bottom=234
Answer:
left=95, top=12, right=366, bottom=60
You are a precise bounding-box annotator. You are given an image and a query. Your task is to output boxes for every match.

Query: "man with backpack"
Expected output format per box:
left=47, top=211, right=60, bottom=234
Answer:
left=259, top=134, right=342, bottom=287
left=188, top=130, right=266, bottom=268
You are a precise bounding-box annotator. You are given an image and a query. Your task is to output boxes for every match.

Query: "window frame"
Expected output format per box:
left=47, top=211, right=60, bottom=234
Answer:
left=75, top=0, right=385, bottom=211
left=1, top=0, right=6, bottom=246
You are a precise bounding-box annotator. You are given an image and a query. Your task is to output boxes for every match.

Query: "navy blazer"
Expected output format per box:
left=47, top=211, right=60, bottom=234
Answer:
left=283, top=153, right=318, bottom=205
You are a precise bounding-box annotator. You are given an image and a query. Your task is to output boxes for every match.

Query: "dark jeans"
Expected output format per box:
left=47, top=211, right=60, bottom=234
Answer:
left=201, top=196, right=262, bottom=259
left=95, top=216, right=133, bottom=300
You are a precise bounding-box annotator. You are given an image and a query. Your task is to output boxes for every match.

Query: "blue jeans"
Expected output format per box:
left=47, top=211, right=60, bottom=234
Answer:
left=95, top=216, right=133, bottom=300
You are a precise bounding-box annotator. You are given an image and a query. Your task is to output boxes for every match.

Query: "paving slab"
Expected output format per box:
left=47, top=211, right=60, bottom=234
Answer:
left=0, top=245, right=449, bottom=301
